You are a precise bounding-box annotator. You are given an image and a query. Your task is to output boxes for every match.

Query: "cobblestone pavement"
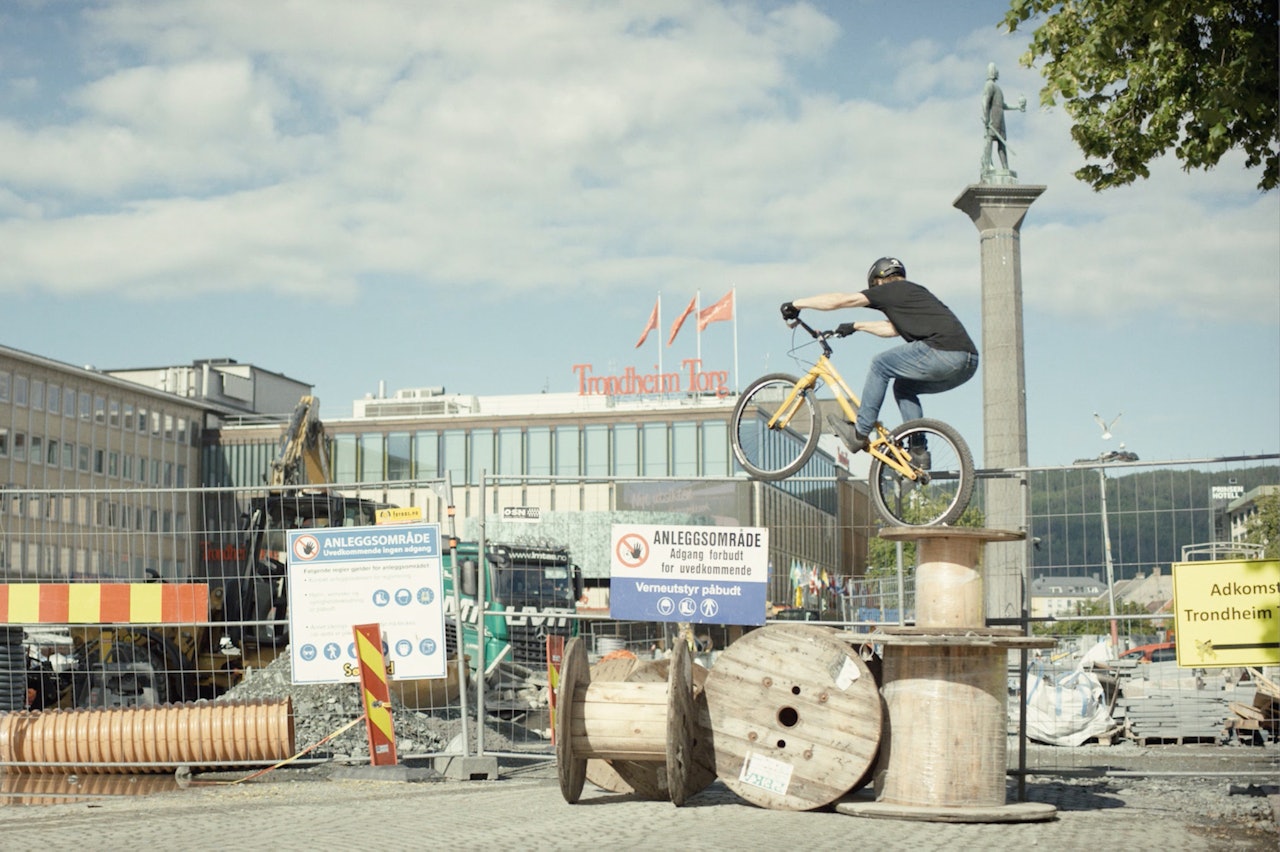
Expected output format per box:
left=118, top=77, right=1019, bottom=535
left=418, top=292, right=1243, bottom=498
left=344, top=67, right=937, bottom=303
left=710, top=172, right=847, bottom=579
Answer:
left=0, top=745, right=1275, bottom=851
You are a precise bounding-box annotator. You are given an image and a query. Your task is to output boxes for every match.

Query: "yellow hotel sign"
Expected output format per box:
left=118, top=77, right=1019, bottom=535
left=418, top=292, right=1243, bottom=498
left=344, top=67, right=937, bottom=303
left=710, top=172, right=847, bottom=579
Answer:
left=1172, top=559, right=1279, bottom=668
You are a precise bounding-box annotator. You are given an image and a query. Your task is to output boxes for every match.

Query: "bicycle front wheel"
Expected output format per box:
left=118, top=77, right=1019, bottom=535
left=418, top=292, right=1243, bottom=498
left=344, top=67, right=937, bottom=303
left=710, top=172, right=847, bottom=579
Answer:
left=869, top=418, right=974, bottom=527
left=730, top=373, right=821, bottom=481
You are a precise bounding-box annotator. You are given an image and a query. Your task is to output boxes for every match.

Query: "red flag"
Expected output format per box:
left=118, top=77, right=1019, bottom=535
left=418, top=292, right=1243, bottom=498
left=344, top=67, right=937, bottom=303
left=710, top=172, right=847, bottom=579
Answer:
left=697, top=290, right=733, bottom=331
left=635, top=298, right=659, bottom=348
left=667, top=295, right=696, bottom=346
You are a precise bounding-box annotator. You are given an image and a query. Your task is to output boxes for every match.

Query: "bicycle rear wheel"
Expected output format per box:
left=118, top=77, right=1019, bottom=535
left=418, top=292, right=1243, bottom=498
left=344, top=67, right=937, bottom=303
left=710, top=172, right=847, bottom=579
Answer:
left=869, top=418, right=974, bottom=527
left=730, top=373, right=821, bottom=481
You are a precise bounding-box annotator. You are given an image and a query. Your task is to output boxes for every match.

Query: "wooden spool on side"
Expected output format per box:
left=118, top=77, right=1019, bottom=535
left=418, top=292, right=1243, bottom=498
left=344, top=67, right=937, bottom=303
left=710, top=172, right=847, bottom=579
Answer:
left=704, top=625, right=882, bottom=811
left=603, top=656, right=716, bottom=802
left=876, top=644, right=1008, bottom=808
left=555, top=637, right=697, bottom=805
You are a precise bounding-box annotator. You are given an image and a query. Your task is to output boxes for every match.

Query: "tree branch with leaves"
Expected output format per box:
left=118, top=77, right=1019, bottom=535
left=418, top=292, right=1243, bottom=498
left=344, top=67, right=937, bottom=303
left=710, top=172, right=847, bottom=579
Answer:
left=1004, top=0, right=1279, bottom=191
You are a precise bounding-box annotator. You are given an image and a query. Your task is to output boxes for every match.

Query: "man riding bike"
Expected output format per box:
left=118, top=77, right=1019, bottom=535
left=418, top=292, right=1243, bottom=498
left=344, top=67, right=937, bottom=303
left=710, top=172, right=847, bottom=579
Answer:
left=781, top=256, right=978, bottom=466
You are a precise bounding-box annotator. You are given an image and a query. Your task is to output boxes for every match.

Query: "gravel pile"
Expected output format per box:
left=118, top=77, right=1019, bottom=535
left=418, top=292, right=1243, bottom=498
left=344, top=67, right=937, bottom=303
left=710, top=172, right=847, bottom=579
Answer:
left=221, top=652, right=548, bottom=764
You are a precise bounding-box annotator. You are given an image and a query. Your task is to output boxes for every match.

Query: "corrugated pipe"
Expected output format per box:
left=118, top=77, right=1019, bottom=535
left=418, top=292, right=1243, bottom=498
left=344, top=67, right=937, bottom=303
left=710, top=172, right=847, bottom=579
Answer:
left=0, top=699, right=295, bottom=774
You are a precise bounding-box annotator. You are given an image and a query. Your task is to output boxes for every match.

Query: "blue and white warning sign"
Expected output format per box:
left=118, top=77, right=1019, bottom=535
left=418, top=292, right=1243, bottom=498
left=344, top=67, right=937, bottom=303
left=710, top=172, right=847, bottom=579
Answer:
left=609, top=524, right=769, bottom=626
left=287, top=523, right=446, bottom=684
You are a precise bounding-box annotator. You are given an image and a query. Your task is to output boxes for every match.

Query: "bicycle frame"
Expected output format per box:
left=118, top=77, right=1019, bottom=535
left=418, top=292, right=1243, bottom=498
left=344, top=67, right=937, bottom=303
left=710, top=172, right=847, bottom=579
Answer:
left=768, top=351, right=920, bottom=481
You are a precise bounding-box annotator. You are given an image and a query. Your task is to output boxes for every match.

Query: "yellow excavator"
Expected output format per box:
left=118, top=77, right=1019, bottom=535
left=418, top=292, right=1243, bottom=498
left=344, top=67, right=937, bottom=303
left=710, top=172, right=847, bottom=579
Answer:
left=54, top=396, right=383, bottom=708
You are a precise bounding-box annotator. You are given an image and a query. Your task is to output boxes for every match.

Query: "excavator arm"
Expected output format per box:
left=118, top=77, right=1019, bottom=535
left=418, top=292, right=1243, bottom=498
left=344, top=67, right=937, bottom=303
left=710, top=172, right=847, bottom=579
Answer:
left=268, top=395, right=331, bottom=486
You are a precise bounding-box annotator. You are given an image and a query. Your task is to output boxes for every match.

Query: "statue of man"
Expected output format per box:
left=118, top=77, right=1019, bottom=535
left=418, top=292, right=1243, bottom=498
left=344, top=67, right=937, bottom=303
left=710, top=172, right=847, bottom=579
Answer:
left=981, top=63, right=1025, bottom=173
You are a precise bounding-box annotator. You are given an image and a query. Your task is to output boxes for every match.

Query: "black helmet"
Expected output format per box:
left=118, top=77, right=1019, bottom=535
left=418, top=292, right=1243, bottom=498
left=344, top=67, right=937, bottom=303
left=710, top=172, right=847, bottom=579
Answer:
left=867, top=256, right=905, bottom=286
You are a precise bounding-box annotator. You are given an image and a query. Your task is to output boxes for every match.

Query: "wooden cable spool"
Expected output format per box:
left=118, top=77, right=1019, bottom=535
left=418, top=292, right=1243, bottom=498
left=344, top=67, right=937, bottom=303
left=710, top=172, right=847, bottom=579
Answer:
left=704, top=624, right=882, bottom=811
left=556, top=636, right=699, bottom=805
left=585, top=654, right=716, bottom=800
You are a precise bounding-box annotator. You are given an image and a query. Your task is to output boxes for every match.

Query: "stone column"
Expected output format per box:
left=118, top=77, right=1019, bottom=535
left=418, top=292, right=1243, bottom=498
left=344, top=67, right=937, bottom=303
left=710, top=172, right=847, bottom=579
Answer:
left=953, top=183, right=1044, bottom=624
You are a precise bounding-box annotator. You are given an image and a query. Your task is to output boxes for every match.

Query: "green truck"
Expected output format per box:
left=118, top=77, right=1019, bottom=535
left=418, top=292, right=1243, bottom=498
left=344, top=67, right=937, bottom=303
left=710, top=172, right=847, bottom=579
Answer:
left=441, top=542, right=583, bottom=676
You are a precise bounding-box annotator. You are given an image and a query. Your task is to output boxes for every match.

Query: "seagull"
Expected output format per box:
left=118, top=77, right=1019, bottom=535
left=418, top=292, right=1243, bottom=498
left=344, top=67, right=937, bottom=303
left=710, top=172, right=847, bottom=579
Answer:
left=1093, top=412, right=1122, bottom=440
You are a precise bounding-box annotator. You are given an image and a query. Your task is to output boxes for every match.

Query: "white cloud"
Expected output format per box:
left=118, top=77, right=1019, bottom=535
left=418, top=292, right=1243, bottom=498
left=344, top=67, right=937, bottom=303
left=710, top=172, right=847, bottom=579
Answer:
left=0, top=0, right=1274, bottom=331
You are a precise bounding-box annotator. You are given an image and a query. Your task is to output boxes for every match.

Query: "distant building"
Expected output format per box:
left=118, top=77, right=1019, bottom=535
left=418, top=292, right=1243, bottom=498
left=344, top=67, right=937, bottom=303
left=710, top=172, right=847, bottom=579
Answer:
left=1227, top=485, right=1279, bottom=545
left=1029, top=575, right=1106, bottom=619
left=1111, top=566, right=1173, bottom=613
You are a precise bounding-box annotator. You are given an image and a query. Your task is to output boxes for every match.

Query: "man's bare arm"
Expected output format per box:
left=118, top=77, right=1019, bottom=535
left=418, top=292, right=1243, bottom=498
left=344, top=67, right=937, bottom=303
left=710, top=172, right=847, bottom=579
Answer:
left=792, top=292, right=870, bottom=311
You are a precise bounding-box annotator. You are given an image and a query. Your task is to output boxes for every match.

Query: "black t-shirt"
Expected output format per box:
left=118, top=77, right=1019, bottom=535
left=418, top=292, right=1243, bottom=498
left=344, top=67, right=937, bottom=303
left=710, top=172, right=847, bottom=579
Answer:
left=862, top=279, right=977, bottom=354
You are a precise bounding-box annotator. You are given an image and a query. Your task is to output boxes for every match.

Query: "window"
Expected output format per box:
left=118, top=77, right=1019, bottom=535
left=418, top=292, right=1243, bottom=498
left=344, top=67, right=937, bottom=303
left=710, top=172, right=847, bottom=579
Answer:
left=442, top=429, right=468, bottom=485
left=79, top=391, right=91, bottom=420
left=123, top=403, right=134, bottom=430
left=672, top=422, right=698, bottom=476
left=94, top=449, right=104, bottom=474
left=584, top=425, right=610, bottom=477
left=122, top=454, right=133, bottom=480
left=63, top=442, right=74, bottom=468
left=470, top=429, right=494, bottom=484
left=63, top=388, right=76, bottom=417
left=642, top=423, right=668, bottom=476
left=47, top=439, right=59, bottom=466
left=555, top=427, right=580, bottom=477
left=0, top=371, right=9, bottom=402
left=78, top=445, right=89, bottom=471
left=0, top=428, right=7, bottom=458
left=177, top=417, right=187, bottom=444
left=136, top=407, right=147, bottom=433
left=109, top=452, right=119, bottom=477
left=31, top=379, right=44, bottom=411
left=151, top=411, right=161, bottom=436
left=30, top=436, right=43, bottom=465
left=387, top=433, right=412, bottom=480
left=332, top=435, right=357, bottom=483
left=138, top=455, right=147, bottom=482
left=176, top=464, right=186, bottom=487
left=497, top=428, right=523, bottom=476
left=164, top=414, right=173, bottom=440
left=109, top=399, right=120, bottom=427
left=359, top=434, right=383, bottom=482
left=526, top=427, right=551, bottom=478
left=13, top=432, right=26, bottom=462
left=163, top=462, right=172, bottom=486
left=15, top=375, right=28, bottom=407
left=414, top=431, right=438, bottom=479
left=614, top=425, right=639, bottom=476
left=151, top=458, right=160, bottom=484
left=47, top=384, right=59, bottom=413
left=701, top=422, right=729, bottom=476
left=94, top=395, right=106, bottom=423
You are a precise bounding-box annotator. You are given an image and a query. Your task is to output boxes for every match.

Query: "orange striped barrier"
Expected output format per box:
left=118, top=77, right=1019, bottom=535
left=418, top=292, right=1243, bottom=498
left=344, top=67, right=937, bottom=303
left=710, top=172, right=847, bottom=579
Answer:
left=353, top=623, right=397, bottom=766
left=0, top=583, right=209, bottom=624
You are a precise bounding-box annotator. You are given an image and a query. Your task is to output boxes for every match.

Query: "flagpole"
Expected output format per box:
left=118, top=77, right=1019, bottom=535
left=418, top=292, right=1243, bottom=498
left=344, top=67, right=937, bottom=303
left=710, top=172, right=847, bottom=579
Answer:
left=732, top=287, right=739, bottom=392
left=695, top=289, right=702, bottom=369
left=657, top=291, right=663, bottom=397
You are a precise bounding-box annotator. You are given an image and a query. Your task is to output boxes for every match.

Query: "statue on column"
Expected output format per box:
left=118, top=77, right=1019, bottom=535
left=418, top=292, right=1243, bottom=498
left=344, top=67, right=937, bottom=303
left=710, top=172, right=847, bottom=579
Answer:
left=981, top=63, right=1026, bottom=182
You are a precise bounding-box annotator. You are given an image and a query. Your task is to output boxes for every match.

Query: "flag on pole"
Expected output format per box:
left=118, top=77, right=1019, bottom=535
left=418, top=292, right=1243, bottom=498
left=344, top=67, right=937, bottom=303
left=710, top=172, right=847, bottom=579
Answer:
left=697, top=290, right=733, bottom=331
left=635, top=298, right=659, bottom=348
left=667, top=295, right=697, bottom=346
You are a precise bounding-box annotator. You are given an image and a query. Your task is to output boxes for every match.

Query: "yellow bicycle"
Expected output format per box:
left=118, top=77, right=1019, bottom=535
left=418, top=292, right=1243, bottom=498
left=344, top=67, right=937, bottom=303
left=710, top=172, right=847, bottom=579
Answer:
left=730, top=314, right=975, bottom=526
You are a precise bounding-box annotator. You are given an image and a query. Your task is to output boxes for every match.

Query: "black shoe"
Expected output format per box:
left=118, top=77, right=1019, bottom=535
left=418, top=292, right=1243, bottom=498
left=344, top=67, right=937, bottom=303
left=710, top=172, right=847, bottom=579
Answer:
left=909, top=447, right=932, bottom=470
left=827, top=415, right=868, bottom=452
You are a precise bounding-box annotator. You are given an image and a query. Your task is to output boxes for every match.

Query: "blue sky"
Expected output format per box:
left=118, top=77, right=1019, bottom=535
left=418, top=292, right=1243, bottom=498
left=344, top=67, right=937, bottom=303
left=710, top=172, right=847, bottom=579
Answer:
left=1, top=0, right=1277, bottom=467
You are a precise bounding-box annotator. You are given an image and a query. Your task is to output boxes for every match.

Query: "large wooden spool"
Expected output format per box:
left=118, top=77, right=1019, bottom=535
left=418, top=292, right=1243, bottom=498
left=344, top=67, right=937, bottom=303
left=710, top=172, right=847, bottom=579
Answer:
left=584, top=654, right=716, bottom=800
left=555, top=636, right=700, bottom=805
left=703, top=624, right=882, bottom=811
left=837, top=527, right=1057, bottom=824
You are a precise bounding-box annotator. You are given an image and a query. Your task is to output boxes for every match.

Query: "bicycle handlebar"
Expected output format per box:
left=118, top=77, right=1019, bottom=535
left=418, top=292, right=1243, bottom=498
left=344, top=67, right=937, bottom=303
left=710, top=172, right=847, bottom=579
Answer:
left=784, top=313, right=843, bottom=358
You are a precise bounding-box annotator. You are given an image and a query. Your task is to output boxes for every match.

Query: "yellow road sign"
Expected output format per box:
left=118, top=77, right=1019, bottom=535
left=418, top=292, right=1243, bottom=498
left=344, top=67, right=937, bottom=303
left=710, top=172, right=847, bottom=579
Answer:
left=1172, top=559, right=1279, bottom=668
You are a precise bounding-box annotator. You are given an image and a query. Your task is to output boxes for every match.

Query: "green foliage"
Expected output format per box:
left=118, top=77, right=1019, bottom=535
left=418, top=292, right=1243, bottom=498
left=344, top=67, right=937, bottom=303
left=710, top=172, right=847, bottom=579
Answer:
left=1240, top=492, right=1280, bottom=559
left=867, top=499, right=985, bottom=572
left=1033, top=598, right=1158, bottom=636
left=1004, top=0, right=1279, bottom=191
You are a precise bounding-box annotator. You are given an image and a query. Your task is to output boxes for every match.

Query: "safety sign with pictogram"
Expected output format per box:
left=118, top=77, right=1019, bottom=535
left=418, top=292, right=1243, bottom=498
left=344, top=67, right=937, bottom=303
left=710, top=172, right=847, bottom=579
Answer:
left=608, top=524, right=768, bottom=626
left=288, top=523, right=446, bottom=684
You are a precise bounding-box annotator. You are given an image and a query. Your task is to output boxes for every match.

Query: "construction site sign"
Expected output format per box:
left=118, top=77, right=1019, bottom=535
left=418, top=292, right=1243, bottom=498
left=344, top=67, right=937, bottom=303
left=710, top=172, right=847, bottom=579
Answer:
left=287, top=523, right=447, bottom=684
left=1172, top=559, right=1279, bottom=668
left=608, top=524, right=768, bottom=625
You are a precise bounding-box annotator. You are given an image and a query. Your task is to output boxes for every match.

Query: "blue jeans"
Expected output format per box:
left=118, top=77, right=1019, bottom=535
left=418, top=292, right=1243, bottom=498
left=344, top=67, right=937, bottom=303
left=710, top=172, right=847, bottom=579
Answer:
left=853, top=341, right=978, bottom=436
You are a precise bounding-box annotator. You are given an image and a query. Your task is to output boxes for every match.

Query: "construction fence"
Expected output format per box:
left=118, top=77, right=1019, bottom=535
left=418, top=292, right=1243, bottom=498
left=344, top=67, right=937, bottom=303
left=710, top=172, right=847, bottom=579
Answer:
left=0, top=454, right=1276, bottom=778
